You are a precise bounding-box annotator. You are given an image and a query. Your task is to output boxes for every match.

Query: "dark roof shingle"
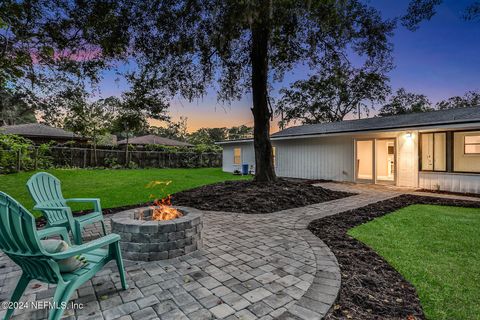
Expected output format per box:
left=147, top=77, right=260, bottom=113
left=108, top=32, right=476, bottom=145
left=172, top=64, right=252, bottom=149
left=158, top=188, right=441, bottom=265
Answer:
left=118, top=134, right=193, bottom=147
left=272, top=106, right=480, bottom=138
left=0, top=123, right=83, bottom=139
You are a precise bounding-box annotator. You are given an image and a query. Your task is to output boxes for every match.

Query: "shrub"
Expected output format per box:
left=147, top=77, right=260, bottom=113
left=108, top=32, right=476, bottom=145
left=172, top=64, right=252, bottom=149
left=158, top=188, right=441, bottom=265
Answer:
left=0, top=134, right=54, bottom=173
left=0, top=134, right=33, bottom=173
left=104, top=154, right=121, bottom=168
left=127, top=161, right=139, bottom=169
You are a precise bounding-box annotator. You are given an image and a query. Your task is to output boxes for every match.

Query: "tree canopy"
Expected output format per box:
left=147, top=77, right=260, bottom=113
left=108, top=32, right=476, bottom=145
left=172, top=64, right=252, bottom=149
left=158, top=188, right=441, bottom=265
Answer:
left=0, top=0, right=130, bottom=90
left=187, top=125, right=253, bottom=145
left=63, top=96, right=112, bottom=145
left=276, top=61, right=390, bottom=126
left=151, top=117, right=189, bottom=142
left=436, top=91, right=480, bottom=109
left=0, top=87, right=37, bottom=125
left=402, top=0, right=479, bottom=31
left=2, top=0, right=395, bottom=181
left=122, top=0, right=394, bottom=181
left=378, top=88, right=433, bottom=116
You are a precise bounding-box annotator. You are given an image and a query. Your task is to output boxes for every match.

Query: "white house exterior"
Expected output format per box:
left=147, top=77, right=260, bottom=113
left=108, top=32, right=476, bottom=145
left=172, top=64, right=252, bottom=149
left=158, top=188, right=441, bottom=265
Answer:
left=218, top=107, right=480, bottom=194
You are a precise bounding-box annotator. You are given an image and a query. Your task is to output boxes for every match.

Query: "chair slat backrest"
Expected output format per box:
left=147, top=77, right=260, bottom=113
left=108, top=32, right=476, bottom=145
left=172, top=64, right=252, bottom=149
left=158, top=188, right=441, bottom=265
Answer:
left=0, top=192, right=60, bottom=283
left=27, top=172, right=69, bottom=225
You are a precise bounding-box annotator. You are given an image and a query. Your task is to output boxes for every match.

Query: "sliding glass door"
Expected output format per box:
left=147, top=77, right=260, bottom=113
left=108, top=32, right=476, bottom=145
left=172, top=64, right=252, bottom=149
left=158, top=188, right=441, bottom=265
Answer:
left=376, top=139, right=396, bottom=184
left=355, top=139, right=396, bottom=184
left=356, top=140, right=374, bottom=183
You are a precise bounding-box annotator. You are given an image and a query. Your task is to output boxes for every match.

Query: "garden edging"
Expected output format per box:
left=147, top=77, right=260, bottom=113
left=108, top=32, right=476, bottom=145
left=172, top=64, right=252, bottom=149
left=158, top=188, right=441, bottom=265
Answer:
left=273, top=189, right=401, bottom=319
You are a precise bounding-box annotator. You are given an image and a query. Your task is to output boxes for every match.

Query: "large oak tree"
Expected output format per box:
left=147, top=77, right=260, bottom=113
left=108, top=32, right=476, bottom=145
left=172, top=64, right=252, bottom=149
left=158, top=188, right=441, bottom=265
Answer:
left=1, top=0, right=395, bottom=182
left=126, top=0, right=394, bottom=181
left=276, top=61, right=390, bottom=126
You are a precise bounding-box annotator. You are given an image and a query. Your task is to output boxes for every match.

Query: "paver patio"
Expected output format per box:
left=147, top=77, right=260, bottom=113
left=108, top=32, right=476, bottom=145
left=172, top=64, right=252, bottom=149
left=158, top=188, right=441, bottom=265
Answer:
left=5, top=182, right=465, bottom=320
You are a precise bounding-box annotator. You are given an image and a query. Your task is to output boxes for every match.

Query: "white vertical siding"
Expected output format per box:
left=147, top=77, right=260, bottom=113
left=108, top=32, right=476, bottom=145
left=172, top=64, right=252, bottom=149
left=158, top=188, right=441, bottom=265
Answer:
left=220, top=130, right=480, bottom=193
left=221, top=143, right=255, bottom=173
left=223, top=132, right=418, bottom=187
left=395, top=130, right=419, bottom=188
left=220, top=130, right=419, bottom=188
left=419, top=172, right=480, bottom=193
left=274, top=136, right=354, bottom=181
left=242, top=144, right=255, bottom=168
left=222, top=145, right=234, bottom=172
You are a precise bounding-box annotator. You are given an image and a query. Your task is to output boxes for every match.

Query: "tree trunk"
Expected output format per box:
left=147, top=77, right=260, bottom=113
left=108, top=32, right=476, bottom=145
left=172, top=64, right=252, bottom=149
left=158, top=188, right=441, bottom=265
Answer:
left=250, top=3, right=276, bottom=182
left=93, top=141, right=98, bottom=166
left=93, top=127, right=98, bottom=166
left=125, top=130, right=130, bottom=167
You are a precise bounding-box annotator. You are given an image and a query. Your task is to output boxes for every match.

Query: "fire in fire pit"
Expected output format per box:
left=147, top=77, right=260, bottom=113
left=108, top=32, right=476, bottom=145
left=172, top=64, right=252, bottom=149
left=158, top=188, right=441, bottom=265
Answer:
left=111, top=205, right=204, bottom=261
left=137, top=196, right=183, bottom=221
left=140, top=180, right=183, bottom=221
left=111, top=180, right=203, bottom=261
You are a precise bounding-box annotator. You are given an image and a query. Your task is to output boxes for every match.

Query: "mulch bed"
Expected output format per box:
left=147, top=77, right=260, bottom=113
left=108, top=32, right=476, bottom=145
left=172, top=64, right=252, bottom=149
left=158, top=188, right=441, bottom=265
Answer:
left=308, top=194, right=480, bottom=320
left=418, top=189, right=480, bottom=199
left=171, top=179, right=353, bottom=213
left=34, top=179, right=351, bottom=227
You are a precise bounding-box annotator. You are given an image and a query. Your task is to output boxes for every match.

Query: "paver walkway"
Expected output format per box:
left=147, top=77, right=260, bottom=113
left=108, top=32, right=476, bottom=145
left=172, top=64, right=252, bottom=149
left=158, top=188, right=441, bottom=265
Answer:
left=0, top=185, right=409, bottom=320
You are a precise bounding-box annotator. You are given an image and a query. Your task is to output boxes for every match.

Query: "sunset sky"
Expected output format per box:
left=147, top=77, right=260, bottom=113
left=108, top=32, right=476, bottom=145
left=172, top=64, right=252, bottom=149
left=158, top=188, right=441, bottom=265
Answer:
left=96, top=1, right=480, bottom=133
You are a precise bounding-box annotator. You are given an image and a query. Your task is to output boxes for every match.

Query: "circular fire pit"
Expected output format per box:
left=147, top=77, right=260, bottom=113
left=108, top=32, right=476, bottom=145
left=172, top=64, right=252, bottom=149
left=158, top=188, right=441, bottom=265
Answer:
left=111, top=206, right=203, bottom=261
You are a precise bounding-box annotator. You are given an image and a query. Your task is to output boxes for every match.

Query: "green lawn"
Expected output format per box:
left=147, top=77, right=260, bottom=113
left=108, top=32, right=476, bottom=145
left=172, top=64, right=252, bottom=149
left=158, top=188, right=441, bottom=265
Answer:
left=348, top=204, right=480, bottom=320
left=0, top=168, right=249, bottom=214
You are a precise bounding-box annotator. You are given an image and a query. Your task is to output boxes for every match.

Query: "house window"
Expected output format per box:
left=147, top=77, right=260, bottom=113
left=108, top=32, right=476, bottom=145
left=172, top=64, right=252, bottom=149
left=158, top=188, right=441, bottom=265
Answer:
left=454, top=131, right=480, bottom=173
left=420, top=133, right=446, bottom=171
left=233, top=148, right=241, bottom=165
left=464, top=135, right=480, bottom=154
left=272, top=147, right=276, bottom=166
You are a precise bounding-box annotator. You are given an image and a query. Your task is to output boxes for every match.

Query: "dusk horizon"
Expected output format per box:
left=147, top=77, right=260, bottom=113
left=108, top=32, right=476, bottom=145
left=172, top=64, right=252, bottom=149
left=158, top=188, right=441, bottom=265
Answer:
left=94, top=0, right=480, bottom=133
left=2, top=2, right=480, bottom=320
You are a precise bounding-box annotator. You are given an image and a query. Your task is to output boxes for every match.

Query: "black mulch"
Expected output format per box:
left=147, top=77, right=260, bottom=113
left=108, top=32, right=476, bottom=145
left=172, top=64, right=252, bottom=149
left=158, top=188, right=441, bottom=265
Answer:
left=418, top=189, right=480, bottom=199
left=308, top=194, right=480, bottom=320
left=34, top=179, right=351, bottom=227
left=171, top=179, right=354, bottom=214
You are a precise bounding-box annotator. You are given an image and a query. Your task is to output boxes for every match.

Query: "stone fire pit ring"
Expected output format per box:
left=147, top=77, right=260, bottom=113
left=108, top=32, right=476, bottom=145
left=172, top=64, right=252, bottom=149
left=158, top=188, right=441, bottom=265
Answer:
left=110, top=206, right=203, bottom=261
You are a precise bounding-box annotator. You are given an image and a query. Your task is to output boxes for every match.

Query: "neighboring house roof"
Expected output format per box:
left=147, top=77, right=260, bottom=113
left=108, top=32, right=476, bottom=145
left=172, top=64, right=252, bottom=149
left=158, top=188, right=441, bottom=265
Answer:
left=272, top=106, right=480, bottom=138
left=0, top=123, right=84, bottom=140
left=118, top=134, right=193, bottom=147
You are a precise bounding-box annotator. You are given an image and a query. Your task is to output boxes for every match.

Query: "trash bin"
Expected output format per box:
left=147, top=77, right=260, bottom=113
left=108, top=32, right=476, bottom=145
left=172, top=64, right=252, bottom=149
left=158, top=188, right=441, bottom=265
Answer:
left=242, top=164, right=249, bottom=175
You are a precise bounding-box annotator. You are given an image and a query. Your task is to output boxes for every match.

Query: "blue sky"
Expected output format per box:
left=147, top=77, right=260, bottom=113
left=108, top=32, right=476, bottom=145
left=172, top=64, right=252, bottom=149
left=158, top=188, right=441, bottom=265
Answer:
left=96, top=1, right=480, bottom=132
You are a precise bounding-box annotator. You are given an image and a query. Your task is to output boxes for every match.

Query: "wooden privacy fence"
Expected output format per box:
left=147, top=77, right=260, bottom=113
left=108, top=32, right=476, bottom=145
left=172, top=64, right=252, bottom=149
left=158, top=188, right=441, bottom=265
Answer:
left=1, top=147, right=222, bottom=173
left=51, top=147, right=222, bottom=168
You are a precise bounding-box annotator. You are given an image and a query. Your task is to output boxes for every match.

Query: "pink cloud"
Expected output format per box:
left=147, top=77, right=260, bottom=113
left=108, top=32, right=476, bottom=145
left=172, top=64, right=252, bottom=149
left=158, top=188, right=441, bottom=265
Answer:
left=30, top=47, right=103, bottom=64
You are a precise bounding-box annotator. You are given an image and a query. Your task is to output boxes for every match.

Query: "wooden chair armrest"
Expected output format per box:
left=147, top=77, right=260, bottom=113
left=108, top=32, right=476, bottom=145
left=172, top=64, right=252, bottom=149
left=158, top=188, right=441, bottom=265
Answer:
left=49, top=234, right=120, bottom=259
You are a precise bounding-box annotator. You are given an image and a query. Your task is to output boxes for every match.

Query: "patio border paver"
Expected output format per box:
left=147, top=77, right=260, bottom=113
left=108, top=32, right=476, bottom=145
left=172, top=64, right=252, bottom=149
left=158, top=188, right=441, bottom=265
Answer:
left=272, top=186, right=401, bottom=319
left=6, top=182, right=475, bottom=319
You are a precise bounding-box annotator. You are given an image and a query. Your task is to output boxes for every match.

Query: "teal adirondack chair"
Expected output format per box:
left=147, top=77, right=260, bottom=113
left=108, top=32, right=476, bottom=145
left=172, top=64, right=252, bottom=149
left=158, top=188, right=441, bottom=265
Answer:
left=0, top=191, right=128, bottom=320
left=27, top=172, right=107, bottom=244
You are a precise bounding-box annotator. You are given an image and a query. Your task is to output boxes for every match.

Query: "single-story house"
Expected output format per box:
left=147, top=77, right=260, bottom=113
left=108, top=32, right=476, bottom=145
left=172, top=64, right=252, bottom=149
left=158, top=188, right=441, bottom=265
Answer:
left=118, top=134, right=193, bottom=147
left=0, top=123, right=87, bottom=144
left=218, top=106, right=480, bottom=193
